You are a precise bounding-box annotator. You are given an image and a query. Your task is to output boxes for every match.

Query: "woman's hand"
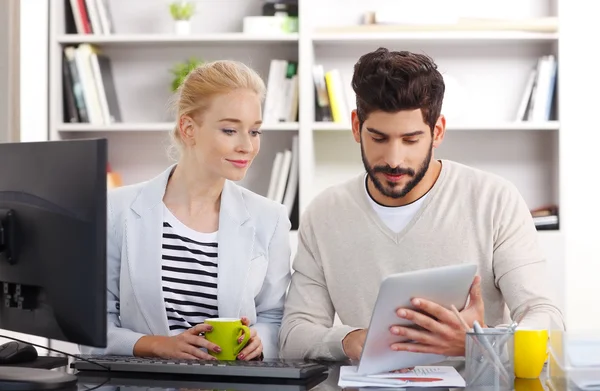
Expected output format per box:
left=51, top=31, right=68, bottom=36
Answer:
left=237, top=316, right=263, bottom=361
left=134, top=324, right=221, bottom=360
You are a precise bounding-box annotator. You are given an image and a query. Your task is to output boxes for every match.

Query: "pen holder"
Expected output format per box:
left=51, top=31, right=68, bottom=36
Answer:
left=465, top=328, right=515, bottom=391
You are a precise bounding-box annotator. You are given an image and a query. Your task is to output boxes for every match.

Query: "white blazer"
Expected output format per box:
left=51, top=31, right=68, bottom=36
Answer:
left=80, top=165, right=292, bottom=359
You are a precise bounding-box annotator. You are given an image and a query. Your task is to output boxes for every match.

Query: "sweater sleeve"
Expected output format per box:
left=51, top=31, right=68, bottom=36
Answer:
left=492, top=183, right=565, bottom=331
left=278, top=212, right=360, bottom=361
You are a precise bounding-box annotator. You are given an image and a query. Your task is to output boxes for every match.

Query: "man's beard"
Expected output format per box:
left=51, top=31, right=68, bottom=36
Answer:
left=361, top=140, right=433, bottom=199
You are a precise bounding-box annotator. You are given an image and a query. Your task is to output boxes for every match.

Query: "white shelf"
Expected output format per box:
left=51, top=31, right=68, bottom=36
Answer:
left=537, top=229, right=561, bottom=236
left=57, top=122, right=300, bottom=132
left=311, top=31, right=558, bottom=44
left=312, top=121, right=559, bottom=132
left=56, top=33, right=299, bottom=46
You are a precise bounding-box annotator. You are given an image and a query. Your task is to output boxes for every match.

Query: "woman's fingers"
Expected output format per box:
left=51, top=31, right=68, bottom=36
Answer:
left=181, top=343, right=216, bottom=360
left=175, top=352, right=201, bottom=360
left=183, top=333, right=221, bottom=353
left=238, top=335, right=262, bottom=360
left=187, top=323, right=214, bottom=335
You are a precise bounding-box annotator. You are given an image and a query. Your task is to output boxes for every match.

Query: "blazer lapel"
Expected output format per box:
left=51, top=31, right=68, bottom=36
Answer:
left=217, top=180, right=254, bottom=319
left=127, top=165, right=175, bottom=336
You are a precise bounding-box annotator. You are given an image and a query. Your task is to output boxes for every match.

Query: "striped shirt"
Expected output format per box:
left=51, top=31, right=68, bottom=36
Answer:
left=161, top=203, right=219, bottom=335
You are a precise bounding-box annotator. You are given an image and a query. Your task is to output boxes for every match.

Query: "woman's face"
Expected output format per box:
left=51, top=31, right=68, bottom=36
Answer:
left=180, top=88, right=262, bottom=182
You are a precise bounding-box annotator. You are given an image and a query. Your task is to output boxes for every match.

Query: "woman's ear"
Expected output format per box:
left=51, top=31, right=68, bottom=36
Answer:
left=179, top=115, right=196, bottom=146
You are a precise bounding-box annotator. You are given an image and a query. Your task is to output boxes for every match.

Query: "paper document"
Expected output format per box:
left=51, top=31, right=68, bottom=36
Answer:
left=567, top=339, right=600, bottom=367
left=338, top=365, right=465, bottom=388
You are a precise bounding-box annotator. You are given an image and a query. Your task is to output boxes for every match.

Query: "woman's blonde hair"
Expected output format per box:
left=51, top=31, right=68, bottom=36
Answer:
left=168, top=60, right=267, bottom=159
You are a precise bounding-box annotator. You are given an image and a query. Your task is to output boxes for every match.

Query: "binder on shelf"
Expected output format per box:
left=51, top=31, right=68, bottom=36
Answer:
left=313, top=65, right=333, bottom=122
left=61, top=51, right=80, bottom=123
left=63, top=46, right=89, bottom=123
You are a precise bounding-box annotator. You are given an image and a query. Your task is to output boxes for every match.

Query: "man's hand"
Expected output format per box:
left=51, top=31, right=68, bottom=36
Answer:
left=389, top=275, right=485, bottom=357
left=342, top=329, right=367, bottom=361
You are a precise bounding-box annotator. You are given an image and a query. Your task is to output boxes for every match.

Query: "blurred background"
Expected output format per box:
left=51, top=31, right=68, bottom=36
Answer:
left=0, top=0, right=598, bottom=358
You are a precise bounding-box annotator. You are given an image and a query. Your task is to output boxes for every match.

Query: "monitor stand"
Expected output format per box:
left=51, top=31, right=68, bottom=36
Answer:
left=0, top=367, right=77, bottom=390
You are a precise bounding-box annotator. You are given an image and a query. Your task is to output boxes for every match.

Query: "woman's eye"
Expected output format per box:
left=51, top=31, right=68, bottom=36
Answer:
left=222, top=128, right=236, bottom=135
left=250, top=130, right=262, bottom=136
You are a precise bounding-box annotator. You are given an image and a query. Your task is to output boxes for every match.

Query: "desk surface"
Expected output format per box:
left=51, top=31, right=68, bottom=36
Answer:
left=72, top=363, right=549, bottom=391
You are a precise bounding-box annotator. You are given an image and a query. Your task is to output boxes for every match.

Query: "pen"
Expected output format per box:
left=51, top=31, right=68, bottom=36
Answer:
left=472, top=320, right=511, bottom=381
left=450, top=306, right=511, bottom=384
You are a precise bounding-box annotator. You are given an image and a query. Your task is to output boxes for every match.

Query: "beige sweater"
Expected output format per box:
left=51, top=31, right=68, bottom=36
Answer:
left=279, top=160, right=564, bottom=361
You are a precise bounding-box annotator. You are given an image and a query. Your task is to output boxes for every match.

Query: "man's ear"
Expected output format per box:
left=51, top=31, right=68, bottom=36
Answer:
left=352, top=110, right=361, bottom=143
left=432, top=115, right=446, bottom=149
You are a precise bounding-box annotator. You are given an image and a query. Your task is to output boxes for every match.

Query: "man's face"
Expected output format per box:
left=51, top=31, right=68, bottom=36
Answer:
left=356, top=109, right=434, bottom=199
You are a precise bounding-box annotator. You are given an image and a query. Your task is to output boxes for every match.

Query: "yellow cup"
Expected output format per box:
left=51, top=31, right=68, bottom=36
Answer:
left=514, top=377, right=545, bottom=391
left=514, top=329, right=548, bottom=379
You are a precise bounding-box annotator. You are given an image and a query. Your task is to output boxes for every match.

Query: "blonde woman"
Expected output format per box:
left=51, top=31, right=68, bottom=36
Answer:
left=81, top=60, right=291, bottom=361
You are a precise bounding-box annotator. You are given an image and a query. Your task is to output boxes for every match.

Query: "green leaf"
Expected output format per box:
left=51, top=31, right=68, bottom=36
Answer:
left=169, top=1, right=195, bottom=20
left=170, top=56, right=204, bottom=92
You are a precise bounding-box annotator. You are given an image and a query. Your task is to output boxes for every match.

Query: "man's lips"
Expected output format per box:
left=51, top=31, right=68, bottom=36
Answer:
left=383, top=173, right=406, bottom=182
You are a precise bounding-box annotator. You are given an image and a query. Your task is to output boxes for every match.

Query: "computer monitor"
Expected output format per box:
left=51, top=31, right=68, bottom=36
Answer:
left=0, top=138, right=108, bottom=389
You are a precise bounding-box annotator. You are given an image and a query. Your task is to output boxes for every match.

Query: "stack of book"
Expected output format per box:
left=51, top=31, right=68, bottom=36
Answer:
left=263, top=59, right=299, bottom=124
left=62, top=44, right=121, bottom=125
left=312, top=64, right=350, bottom=124
left=515, top=55, right=558, bottom=122
left=66, top=0, right=115, bottom=35
left=265, top=135, right=299, bottom=228
left=531, top=204, right=559, bottom=230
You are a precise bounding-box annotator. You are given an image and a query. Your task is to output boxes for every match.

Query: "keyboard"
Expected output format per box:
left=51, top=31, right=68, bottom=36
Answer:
left=71, top=355, right=329, bottom=380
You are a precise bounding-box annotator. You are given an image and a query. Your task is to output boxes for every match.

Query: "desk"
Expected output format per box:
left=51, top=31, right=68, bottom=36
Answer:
left=68, top=363, right=548, bottom=391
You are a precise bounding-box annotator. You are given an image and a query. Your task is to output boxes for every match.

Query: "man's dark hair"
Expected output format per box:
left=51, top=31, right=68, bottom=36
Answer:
left=351, top=47, right=445, bottom=133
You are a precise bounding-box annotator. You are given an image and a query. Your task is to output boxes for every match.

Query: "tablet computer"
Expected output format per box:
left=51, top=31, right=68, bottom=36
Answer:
left=356, top=263, right=478, bottom=375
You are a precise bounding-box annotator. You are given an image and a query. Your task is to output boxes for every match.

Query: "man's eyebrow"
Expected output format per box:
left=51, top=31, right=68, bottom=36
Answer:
left=366, top=128, right=425, bottom=137
left=401, top=130, right=425, bottom=137
left=366, top=127, right=388, bottom=137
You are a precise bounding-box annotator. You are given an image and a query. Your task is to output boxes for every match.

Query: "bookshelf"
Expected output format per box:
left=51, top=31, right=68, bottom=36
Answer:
left=56, top=33, right=299, bottom=44
left=49, top=0, right=301, bottom=228
left=47, top=0, right=563, bottom=314
left=311, top=31, right=559, bottom=44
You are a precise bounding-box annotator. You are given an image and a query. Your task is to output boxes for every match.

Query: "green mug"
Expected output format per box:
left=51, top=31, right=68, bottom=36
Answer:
left=204, top=318, right=251, bottom=360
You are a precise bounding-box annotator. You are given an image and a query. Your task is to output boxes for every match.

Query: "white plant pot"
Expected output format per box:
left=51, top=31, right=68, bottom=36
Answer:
left=174, top=20, right=191, bottom=35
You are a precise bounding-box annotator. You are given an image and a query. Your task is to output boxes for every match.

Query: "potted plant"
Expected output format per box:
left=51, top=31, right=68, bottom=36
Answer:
left=169, top=57, right=204, bottom=92
left=169, top=1, right=196, bottom=35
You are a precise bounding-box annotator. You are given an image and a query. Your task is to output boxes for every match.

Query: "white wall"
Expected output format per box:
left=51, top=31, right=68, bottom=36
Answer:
left=0, top=0, right=50, bottom=355
left=558, top=0, right=600, bottom=331
left=0, top=0, right=10, bottom=143
left=19, top=0, right=48, bottom=143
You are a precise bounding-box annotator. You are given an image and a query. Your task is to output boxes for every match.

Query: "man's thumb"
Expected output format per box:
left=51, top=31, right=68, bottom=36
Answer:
left=470, top=275, right=483, bottom=304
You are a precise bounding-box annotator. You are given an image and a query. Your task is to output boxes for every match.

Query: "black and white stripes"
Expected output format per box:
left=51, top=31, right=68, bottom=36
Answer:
left=161, top=204, right=219, bottom=335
